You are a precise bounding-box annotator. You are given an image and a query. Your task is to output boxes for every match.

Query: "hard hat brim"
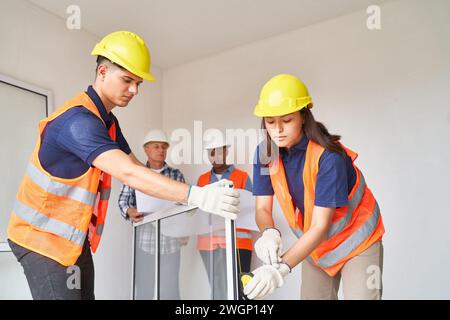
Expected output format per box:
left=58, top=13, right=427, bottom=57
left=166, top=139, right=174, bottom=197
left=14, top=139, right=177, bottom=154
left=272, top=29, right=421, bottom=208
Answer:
left=204, top=144, right=231, bottom=150
left=143, top=140, right=169, bottom=147
left=254, top=103, right=313, bottom=117
left=91, top=47, right=155, bottom=82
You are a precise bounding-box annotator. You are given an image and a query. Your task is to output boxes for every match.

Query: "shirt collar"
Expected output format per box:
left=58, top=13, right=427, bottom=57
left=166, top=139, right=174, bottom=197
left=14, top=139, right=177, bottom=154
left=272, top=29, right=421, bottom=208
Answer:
left=211, top=164, right=235, bottom=177
left=86, top=85, right=113, bottom=128
left=281, top=134, right=309, bottom=156
left=146, top=161, right=168, bottom=172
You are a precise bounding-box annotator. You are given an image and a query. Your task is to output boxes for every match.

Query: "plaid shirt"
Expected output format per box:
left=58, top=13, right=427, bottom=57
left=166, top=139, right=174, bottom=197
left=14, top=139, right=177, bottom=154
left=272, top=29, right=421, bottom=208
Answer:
left=118, top=162, right=186, bottom=254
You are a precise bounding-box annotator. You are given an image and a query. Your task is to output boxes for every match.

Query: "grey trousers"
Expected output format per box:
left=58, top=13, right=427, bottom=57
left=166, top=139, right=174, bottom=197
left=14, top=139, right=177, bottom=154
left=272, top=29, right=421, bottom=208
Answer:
left=8, top=238, right=95, bottom=300
left=301, top=241, right=384, bottom=300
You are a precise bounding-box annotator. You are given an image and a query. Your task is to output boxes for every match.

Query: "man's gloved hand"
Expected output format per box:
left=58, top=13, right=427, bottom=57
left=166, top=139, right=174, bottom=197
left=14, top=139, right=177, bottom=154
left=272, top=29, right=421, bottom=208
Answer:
left=187, top=179, right=240, bottom=220
left=243, top=263, right=291, bottom=300
left=254, top=228, right=282, bottom=267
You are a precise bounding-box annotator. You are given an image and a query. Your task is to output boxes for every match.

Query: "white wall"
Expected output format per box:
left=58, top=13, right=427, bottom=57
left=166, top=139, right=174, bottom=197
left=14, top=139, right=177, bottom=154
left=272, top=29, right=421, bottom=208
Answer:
left=0, top=0, right=163, bottom=299
left=2, top=0, right=449, bottom=300
left=162, top=0, right=450, bottom=299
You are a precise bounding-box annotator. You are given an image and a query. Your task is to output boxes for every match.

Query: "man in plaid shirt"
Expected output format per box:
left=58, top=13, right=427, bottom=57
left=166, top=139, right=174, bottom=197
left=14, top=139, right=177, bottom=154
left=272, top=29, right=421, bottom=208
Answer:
left=118, top=129, right=188, bottom=299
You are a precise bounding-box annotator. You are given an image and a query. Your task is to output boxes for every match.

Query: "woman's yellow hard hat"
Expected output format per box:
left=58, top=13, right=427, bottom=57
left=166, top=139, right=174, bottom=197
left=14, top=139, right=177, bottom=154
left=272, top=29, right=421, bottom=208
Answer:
left=91, top=31, right=155, bottom=82
left=254, top=74, right=313, bottom=117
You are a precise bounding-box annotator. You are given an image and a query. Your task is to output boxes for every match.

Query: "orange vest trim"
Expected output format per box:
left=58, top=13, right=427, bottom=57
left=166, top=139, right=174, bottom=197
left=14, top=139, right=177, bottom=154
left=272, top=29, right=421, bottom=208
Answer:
left=8, top=92, right=116, bottom=266
left=197, top=168, right=254, bottom=251
left=269, top=140, right=384, bottom=276
left=197, top=168, right=249, bottom=190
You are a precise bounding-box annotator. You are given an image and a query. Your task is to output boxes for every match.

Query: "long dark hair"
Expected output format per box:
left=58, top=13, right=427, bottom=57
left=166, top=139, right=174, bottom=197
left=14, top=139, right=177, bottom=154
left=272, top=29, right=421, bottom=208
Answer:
left=259, top=108, right=346, bottom=166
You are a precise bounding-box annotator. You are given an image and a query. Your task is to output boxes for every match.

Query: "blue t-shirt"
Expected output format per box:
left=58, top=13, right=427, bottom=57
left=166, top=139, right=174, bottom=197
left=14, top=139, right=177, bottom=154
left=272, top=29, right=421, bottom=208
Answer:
left=38, top=86, right=131, bottom=179
left=253, top=135, right=356, bottom=213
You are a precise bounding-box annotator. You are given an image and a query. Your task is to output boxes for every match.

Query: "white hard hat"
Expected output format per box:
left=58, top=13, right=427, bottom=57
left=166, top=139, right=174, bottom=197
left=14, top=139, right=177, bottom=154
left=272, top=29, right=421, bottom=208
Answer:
left=203, top=129, right=230, bottom=150
left=143, top=129, right=170, bottom=147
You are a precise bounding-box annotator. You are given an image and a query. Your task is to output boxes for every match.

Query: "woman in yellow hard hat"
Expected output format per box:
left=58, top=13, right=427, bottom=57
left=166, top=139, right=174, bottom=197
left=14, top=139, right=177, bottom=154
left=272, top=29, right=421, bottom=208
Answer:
left=244, top=74, right=385, bottom=300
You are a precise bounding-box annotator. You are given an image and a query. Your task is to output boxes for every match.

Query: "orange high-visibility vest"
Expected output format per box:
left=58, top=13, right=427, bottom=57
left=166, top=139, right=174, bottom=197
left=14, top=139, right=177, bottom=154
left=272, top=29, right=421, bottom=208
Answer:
left=7, top=92, right=115, bottom=266
left=269, top=140, right=384, bottom=276
left=197, top=168, right=253, bottom=251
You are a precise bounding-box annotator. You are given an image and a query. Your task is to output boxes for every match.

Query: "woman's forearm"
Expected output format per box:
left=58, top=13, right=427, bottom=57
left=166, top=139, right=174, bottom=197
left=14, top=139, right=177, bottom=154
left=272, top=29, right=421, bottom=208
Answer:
left=255, top=196, right=275, bottom=232
left=256, top=208, right=275, bottom=232
left=281, top=227, right=328, bottom=269
left=282, top=206, right=334, bottom=269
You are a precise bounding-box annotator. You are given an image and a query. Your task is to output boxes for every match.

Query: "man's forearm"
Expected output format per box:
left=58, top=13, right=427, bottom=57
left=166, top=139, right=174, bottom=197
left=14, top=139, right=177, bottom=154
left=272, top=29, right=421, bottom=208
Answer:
left=93, top=149, right=190, bottom=204
left=129, top=152, right=145, bottom=167
left=124, top=165, right=190, bottom=204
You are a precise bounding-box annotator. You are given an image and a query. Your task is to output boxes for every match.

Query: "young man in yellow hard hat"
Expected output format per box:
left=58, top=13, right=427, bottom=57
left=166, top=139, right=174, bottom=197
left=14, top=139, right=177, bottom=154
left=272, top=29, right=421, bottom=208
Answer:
left=119, top=129, right=188, bottom=299
left=7, top=31, right=239, bottom=300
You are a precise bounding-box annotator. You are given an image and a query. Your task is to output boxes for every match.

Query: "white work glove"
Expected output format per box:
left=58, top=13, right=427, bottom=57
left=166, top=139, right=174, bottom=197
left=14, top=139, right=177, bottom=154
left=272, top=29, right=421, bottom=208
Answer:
left=187, top=179, right=240, bottom=220
left=254, top=228, right=282, bottom=267
left=243, top=263, right=291, bottom=300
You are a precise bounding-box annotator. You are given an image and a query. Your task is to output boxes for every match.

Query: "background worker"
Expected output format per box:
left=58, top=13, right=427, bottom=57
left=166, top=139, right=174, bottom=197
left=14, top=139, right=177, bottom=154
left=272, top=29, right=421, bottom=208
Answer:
left=197, top=137, right=253, bottom=300
left=244, top=74, right=385, bottom=300
left=7, top=31, right=240, bottom=300
left=119, top=129, right=188, bottom=299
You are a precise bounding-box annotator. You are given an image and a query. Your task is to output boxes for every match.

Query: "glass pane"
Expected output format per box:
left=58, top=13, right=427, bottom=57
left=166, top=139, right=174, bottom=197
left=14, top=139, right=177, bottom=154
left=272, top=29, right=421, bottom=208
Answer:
left=160, top=209, right=228, bottom=300
left=132, top=207, right=244, bottom=300
left=133, top=221, right=158, bottom=300
left=198, top=214, right=228, bottom=300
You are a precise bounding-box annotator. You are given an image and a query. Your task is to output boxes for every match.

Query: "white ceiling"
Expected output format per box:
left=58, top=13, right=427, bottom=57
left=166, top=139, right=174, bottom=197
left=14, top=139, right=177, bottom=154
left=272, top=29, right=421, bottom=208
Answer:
left=29, top=0, right=391, bottom=68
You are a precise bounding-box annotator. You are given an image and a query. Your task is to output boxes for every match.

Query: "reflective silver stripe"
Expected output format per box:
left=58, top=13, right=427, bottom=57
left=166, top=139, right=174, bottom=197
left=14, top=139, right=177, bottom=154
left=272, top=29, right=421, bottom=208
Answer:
left=327, top=173, right=367, bottom=238
left=291, top=227, right=303, bottom=238
left=99, top=188, right=111, bottom=201
left=289, top=173, right=367, bottom=240
left=96, top=224, right=104, bottom=236
left=291, top=175, right=365, bottom=238
left=316, top=201, right=381, bottom=269
left=236, top=231, right=252, bottom=239
left=27, top=163, right=96, bottom=206
left=13, top=200, right=86, bottom=246
left=211, top=230, right=252, bottom=238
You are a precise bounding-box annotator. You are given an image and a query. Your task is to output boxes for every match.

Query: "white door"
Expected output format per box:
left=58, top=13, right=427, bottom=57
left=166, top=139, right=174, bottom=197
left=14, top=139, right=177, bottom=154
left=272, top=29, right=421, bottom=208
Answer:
left=0, top=75, right=51, bottom=299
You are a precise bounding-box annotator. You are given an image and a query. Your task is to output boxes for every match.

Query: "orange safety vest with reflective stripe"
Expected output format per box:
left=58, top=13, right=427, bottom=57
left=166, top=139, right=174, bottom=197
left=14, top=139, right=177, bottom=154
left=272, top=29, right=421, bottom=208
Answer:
left=7, top=92, right=115, bottom=266
left=196, top=168, right=253, bottom=251
left=269, top=140, right=384, bottom=276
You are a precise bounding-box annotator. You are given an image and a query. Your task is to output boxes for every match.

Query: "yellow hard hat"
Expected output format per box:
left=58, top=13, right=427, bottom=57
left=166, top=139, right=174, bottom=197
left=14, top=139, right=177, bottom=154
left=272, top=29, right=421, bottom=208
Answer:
left=92, top=31, right=155, bottom=82
left=254, top=74, right=313, bottom=117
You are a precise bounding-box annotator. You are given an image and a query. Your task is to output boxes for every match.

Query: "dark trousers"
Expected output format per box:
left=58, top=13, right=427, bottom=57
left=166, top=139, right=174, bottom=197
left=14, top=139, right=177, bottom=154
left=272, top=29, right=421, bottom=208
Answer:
left=8, top=238, right=95, bottom=300
left=200, top=248, right=251, bottom=300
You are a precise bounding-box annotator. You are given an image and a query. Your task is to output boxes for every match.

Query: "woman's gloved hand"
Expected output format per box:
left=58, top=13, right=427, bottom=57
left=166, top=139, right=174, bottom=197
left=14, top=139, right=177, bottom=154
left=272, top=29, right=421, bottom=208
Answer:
left=243, top=263, right=291, bottom=300
left=254, top=228, right=282, bottom=267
